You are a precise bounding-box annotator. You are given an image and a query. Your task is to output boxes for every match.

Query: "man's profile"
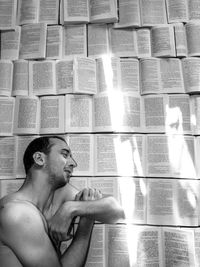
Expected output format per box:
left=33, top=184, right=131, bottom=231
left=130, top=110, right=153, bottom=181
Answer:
left=0, top=136, right=124, bottom=267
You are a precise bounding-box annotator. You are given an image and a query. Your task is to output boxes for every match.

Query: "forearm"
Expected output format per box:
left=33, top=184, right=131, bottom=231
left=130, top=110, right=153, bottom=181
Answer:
left=61, top=217, right=94, bottom=267
left=69, top=196, right=125, bottom=224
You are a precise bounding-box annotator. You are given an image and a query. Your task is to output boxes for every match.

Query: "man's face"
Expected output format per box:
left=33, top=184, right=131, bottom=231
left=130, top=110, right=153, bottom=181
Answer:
left=45, top=138, right=77, bottom=188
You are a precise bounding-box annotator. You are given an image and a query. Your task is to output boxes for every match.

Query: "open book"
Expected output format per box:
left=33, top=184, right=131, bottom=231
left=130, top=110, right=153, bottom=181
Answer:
left=29, top=57, right=97, bottom=95
left=0, top=0, right=17, bottom=30
left=62, top=0, right=118, bottom=24
left=114, top=0, right=167, bottom=28
left=17, top=0, right=59, bottom=25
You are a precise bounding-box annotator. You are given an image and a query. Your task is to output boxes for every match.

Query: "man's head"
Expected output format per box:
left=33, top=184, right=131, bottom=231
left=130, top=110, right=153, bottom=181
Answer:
left=23, top=136, right=77, bottom=187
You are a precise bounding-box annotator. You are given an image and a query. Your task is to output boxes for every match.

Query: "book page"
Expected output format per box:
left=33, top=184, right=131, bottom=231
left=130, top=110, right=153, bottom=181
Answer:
left=0, top=179, right=24, bottom=198
left=19, top=22, right=47, bottom=60
left=0, top=0, right=17, bottom=30
left=90, top=0, right=118, bottom=23
left=96, top=57, right=120, bottom=93
left=0, top=26, right=21, bottom=60
left=185, top=21, right=200, bottom=57
left=94, top=134, right=145, bottom=177
left=29, top=60, right=56, bottom=96
left=15, top=135, right=37, bottom=178
left=182, top=57, right=200, bottom=93
left=40, top=95, right=65, bottom=134
left=56, top=59, right=73, bottom=94
left=160, top=58, right=185, bottom=94
left=63, top=24, right=87, bottom=59
left=191, top=95, right=200, bottom=134
left=63, top=0, right=89, bottom=24
left=13, top=96, right=40, bottom=134
left=0, top=137, right=15, bottom=179
left=17, top=0, right=39, bottom=25
left=114, top=0, right=140, bottom=28
left=120, top=58, right=140, bottom=93
left=118, top=177, right=146, bottom=223
left=109, top=27, right=137, bottom=57
left=174, top=23, right=188, bottom=57
left=194, top=228, right=200, bottom=267
left=151, top=24, right=176, bottom=57
left=142, top=95, right=166, bottom=132
left=188, top=0, right=200, bottom=20
left=87, top=24, right=109, bottom=58
left=105, top=225, right=162, bottom=267
left=168, top=94, right=192, bottom=134
left=12, top=60, right=29, bottom=96
left=147, top=179, right=199, bottom=226
left=46, top=25, right=63, bottom=59
left=85, top=225, right=105, bottom=267
left=162, top=228, right=195, bottom=267
left=140, top=58, right=162, bottom=95
left=68, top=134, right=94, bottom=176
left=0, top=97, right=14, bottom=136
left=166, top=0, right=189, bottom=23
left=140, top=0, right=167, bottom=26
left=93, top=92, right=142, bottom=132
left=73, top=57, right=97, bottom=94
left=65, top=94, right=93, bottom=132
left=0, top=60, right=13, bottom=97
left=136, top=28, right=151, bottom=58
left=39, top=0, right=59, bottom=24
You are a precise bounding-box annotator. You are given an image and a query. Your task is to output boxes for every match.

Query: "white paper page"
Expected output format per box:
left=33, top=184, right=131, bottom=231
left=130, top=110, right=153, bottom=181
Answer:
left=56, top=59, right=73, bottom=94
left=136, top=28, right=151, bottom=58
left=65, top=94, right=93, bottom=133
left=0, top=97, right=14, bottom=136
left=109, top=27, right=137, bottom=57
left=0, top=136, right=15, bottom=179
left=174, top=23, right=188, bottom=57
left=140, top=0, right=167, bottom=26
left=188, top=0, right=200, bottom=20
left=93, top=92, right=142, bottom=132
left=15, top=135, right=37, bottom=178
left=68, top=134, right=94, bottom=176
left=63, top=24, right=87, bottom=59
left=151, top=24, right=176, bottom=57
left=29, top=60, right=56, bottom=96
left=87, top=24, right=109, bottom=58
left=17, top=0, right=39, bottom=25
left=39, top=0, right=59, bottom=24
left=114, top=0, right=140, bottom=28
left=182, top=57, right=200, bottom=93
left=162, top=228, right=195, bottom=267
left=0, top=60, right=13, bottom=97
left=13, top=96, right=40, bottom=134
left=40, top=95, right=65, bottom=134
left=0, top=26, right=21, bottom=60
left=90, top=0, right=118, bottom=23
left=186, top=21, right=200, bottom=57
left=46, top=25, right=63, bottom=59
left=63, top=0, right=89, bottom=24
left=19, top=22, right=47, bottom=60
left=166, top=0, right=189, bottom=23
left=118, top=177, right=147, bottom=224
left=12, top=60, right=29, bottom=96
left=0, top=0, right=17, bottom=30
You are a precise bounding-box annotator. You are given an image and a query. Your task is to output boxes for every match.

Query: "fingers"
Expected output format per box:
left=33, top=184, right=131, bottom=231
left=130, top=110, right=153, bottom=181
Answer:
left=75, top=188, right=103, bottom=201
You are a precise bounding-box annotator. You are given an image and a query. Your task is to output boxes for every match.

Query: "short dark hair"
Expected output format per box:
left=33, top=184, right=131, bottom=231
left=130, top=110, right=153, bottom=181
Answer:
left=23, top=136, right=66, bottom=174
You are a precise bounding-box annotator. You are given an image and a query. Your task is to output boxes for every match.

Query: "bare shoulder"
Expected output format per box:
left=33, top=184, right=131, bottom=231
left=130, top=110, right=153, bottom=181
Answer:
left=0, top=197, right=47, bottom=243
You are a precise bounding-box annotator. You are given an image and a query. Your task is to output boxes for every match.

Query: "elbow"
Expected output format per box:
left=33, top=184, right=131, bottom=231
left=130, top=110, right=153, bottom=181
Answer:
left=105, top=196, right=125, bottom=223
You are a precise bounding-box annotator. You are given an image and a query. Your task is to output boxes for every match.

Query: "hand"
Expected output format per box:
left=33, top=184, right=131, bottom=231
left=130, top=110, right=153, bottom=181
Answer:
left=48, top=201, right=75, bottom=246
left=75, top=187, right=103, bottom=201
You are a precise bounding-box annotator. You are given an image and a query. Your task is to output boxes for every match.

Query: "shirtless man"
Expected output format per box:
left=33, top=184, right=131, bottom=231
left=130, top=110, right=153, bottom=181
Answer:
left=0, top=136, right=124, bottom=267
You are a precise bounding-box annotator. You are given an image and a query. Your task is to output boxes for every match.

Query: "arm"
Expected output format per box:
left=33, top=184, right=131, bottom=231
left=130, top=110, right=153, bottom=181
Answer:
left=0, top=202, right=94, bottom=267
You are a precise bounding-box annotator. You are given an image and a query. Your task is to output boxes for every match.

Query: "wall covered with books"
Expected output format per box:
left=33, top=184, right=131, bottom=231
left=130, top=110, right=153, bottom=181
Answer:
left=2, top=0, right=200, bottom=266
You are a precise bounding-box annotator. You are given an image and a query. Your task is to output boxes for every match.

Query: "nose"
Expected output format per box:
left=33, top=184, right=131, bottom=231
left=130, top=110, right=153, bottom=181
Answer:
left=70, top=156, right=77, bottom=168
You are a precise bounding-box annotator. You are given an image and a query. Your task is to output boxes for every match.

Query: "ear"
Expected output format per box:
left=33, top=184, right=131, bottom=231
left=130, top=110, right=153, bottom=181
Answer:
left=32, top=152, right=46, bottom=167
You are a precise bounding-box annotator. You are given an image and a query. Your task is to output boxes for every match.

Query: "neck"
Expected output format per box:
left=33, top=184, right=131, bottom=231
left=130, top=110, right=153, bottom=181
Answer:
left=18, top=170, right=55, bottom=213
